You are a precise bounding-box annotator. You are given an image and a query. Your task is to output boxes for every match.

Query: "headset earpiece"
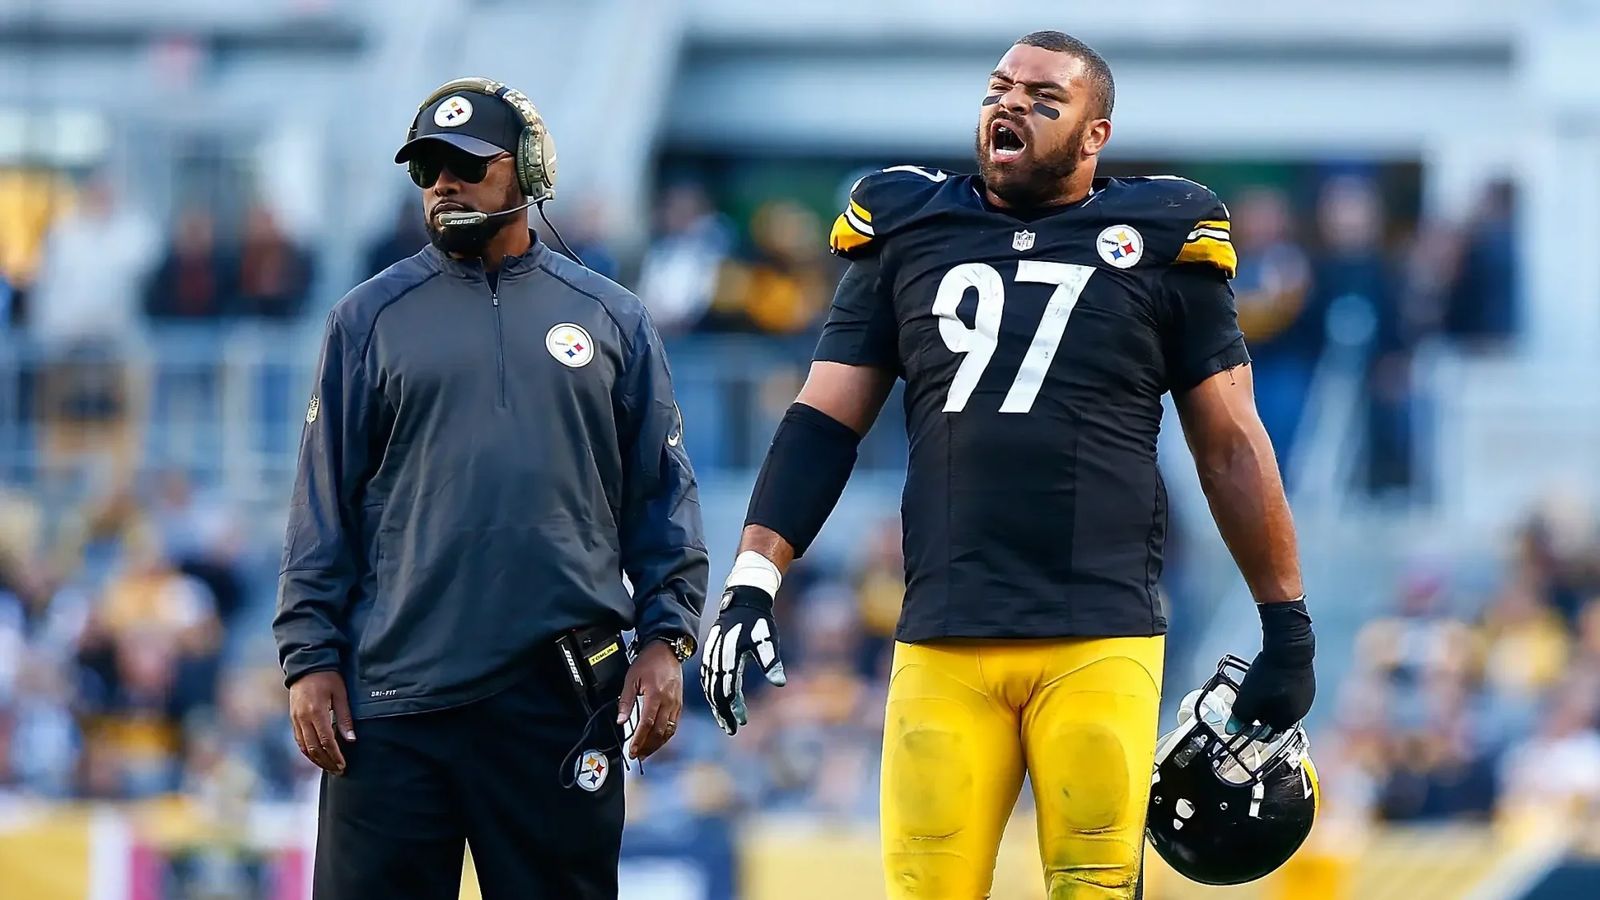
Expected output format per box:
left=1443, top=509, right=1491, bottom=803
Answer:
left=517, top=121, right=540, bottom=198
left=404, top=102, right=430, bottom=188
left=495, top=85, right=556, bottom=204
left=403, top=77, right=557, bottom=202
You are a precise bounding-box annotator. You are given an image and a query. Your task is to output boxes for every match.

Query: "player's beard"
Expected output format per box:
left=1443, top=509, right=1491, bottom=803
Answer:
left=975, top=119, right=1088, bottom=209
left=425, top=186, right=525, bottom=257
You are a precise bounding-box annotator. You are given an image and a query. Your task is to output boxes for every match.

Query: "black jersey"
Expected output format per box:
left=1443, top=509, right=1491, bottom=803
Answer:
left=815, top=166, right=1247, bottom=642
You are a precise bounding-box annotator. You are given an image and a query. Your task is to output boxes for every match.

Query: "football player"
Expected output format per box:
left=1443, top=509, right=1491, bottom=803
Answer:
left=700, top=30, right=1316, bottom=899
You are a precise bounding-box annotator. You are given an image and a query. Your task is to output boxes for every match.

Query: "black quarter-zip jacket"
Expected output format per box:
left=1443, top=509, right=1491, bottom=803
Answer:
left=273, top=237, right=707, bottom=718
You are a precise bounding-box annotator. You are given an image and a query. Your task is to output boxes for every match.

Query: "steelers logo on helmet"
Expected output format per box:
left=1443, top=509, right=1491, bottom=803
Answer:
left=434, top=95, right=474, bottom=128
left=546, top=323, right=595, bottom=368
left=1097, top=224, right=1144, bottom=268
left=574, top=749, right=608, bottom=792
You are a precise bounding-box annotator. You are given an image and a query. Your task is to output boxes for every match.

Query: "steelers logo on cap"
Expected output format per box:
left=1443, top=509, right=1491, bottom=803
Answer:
left=434, top=96, right=474, bottom=128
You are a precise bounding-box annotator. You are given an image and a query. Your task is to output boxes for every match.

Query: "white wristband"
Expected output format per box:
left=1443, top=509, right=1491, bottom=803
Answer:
left=724, top=550, right=782, bottom=599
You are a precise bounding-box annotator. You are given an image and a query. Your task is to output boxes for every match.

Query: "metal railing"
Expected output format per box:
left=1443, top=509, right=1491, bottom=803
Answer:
left=0, top=326, right=904, bottom=504
left=0, top=324, right=316, bottom=502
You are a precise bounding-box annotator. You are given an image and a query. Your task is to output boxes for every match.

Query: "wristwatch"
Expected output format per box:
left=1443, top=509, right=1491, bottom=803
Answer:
left=654, top=633, right=697, bottom=662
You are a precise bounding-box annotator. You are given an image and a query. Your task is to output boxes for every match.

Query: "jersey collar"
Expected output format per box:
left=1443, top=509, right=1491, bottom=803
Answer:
left=424, top=230, right=551, bottom=282
left=971, top=176, right=1105, bottom=222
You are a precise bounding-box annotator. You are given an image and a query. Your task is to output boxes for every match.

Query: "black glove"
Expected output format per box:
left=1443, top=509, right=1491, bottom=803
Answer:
left=1229, top=599, right=1315, bottom=741
left=699, top=585, right=786, bottom=735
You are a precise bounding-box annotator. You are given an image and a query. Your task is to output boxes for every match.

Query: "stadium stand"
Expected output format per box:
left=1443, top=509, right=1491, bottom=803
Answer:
left=4, top=1, right=1600, bottom=897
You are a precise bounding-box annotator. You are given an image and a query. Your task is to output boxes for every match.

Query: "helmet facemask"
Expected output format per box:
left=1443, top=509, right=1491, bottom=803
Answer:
left=1146, top=655, right=1319, bottom=885
left=1156, top=654, right=1311, bottom=789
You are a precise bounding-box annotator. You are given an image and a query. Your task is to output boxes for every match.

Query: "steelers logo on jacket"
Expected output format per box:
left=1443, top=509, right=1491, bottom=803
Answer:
left=546, top=323, right=595, bottom=368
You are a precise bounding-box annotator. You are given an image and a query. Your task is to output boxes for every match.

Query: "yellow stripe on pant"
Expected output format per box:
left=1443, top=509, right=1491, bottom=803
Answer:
left=880, top=636, right=1164, bottom=899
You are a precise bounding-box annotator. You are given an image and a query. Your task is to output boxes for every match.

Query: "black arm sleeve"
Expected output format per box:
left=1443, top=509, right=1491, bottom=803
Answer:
left=745, top=403, right=861, bottom=559
left=1160, top=263, right=1252, bottom=393
left=813, top=257, right=901, bottom=374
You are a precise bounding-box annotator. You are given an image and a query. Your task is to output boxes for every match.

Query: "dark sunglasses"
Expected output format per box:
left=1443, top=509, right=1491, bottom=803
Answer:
left=411, top=150, right=509, bottom=188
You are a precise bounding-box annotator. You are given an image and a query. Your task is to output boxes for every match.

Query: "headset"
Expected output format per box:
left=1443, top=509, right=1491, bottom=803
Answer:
left=405, top=76, right=557, bottom=204
left=405, top=76, right=583, bottom=263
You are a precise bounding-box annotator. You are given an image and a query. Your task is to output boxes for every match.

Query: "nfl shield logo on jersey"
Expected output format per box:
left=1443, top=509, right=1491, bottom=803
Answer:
left=1012, top=230, right=1036, bottom=252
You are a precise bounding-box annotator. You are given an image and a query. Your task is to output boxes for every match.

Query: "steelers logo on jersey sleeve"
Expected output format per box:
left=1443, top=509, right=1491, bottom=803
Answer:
left=1097, top=225, right=1145, bottom=268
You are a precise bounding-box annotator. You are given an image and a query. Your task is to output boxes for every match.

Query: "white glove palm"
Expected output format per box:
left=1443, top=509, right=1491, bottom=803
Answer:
left=700, top=585, right=786, bottom=735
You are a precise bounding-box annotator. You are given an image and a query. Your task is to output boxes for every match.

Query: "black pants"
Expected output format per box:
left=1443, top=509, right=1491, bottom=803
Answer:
left=314, top=656, right=625, bottom=900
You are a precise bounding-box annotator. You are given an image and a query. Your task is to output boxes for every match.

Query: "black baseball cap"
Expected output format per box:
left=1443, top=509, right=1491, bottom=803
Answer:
left=394, top=88, right=523, bottom=163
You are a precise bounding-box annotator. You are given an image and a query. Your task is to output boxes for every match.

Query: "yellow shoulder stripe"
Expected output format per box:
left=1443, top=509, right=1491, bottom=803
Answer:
left=829, top=213, right=873, bottom=254
left=1192, top=218, right=1229, bottom=232
left=849, top=200, right=873, bottom=224
left=1177, top=236, right=1237, bottom=278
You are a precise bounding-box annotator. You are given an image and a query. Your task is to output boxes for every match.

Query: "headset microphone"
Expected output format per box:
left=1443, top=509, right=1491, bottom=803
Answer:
left=437, top=199, right=536, bottom=228
left=433, top=197, right=586, bottom=268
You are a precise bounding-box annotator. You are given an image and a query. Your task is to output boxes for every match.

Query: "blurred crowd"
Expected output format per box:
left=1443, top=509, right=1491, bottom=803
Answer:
left=0, top=475, right=297, bottom=808
left=0, top=475, right=907, bottom=823
left=12, top=472, right=1597, bottom=854
left=358, top=181, right=837, bottom=341
left=1319, top=495, right=1600, bottom=841
left=1, top=173, right=315, bottom=343
left=0, top=160, right=1533, bottom=833
left=1227, top=174, right=1515, bottom=496
left=3, top=164, right=1519, bottom=495
left=0, top=472, right=909, bottom=829
left=640, top=498, right=1600, bottom=844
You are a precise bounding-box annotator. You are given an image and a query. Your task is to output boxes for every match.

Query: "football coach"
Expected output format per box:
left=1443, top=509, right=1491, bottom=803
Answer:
left=273, top=77, right=707, bottom=900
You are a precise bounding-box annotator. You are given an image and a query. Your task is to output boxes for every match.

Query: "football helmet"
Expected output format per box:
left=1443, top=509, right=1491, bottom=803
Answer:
left=1146, top=655, right=1319, bottom=885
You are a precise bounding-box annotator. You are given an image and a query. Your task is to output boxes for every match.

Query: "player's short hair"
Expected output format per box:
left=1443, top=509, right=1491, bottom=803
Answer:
left=1015, top=30, right=1115, bottom=120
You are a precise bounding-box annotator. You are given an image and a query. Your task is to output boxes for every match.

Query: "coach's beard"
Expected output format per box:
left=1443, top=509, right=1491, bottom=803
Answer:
left=426, top=213, right=512, bottom=257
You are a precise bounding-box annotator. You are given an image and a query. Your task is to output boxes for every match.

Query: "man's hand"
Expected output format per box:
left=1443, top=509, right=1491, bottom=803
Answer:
left=618, top=640, right=684, bottom=761
left=289, top=670, right=355, bottom=774
left=1230, top=600, right=1316, bottom=741
left=700, top=585, right=786, bottom=735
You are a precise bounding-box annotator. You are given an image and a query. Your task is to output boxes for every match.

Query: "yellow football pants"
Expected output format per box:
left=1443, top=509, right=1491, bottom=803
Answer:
left=880, top=636, right=1165, bottom=899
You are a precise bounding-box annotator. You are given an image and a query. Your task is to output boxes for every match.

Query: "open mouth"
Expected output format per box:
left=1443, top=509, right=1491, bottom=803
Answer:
left=990, top=120, right=1027, bottom=162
